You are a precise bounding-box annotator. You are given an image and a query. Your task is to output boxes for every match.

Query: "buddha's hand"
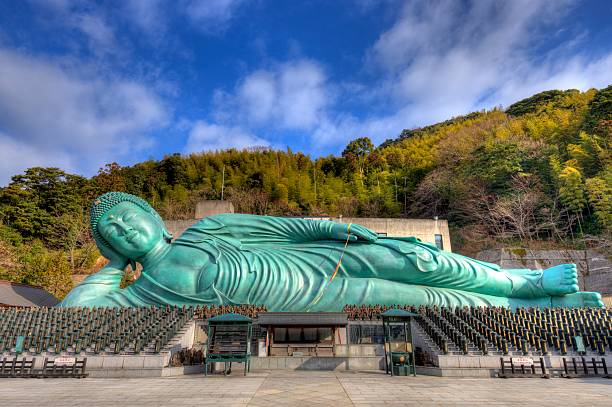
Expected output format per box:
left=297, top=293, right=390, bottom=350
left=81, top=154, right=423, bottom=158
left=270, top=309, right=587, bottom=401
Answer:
left=329, top=223, right=378, bottom=243
left=98, top=243, right=130, bottom=271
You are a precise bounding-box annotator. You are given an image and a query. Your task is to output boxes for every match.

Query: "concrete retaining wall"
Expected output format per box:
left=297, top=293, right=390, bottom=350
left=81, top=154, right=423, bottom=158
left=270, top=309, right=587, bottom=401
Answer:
left=5, top=351, right=609, bottom=377
left=195, top=201, right=234, bottom=219
left=476, top=248, right=612, bottom=295
left=433, top=354, right=612, bottom=377
left=249, top=356, right=384, bottom=371
left=338, top=217, right=451, bottom=252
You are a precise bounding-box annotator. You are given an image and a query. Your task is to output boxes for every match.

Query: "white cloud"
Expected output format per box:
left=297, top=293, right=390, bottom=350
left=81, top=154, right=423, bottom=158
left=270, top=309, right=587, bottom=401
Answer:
left=184, top=121, right=270, bottom=153
left=72, top=13, right=116, bottom=52
left=30, top=0, right=118, bottom=55
left=238, top=71, right=277, bottom=123
left=184, top=0, right=245, bottom=31
left=490, top=54, right=612, bottom=107
left=196, top=0, right=611, bottom=155
left=215, top=60, right=330, bottom=131
left=0, top=133, right=75, bottom=184
left=369, top=1, right=566, bottom=110
left=0, top=48, right=167, bottom=185
left=312, top=0, right=612, bottom=150
left=125, top=0, right=166, bottom=33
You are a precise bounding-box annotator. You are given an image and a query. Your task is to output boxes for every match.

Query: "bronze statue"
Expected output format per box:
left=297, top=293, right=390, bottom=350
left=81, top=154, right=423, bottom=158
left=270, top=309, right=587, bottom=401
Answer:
left=59, top=192, right=604, bottom=310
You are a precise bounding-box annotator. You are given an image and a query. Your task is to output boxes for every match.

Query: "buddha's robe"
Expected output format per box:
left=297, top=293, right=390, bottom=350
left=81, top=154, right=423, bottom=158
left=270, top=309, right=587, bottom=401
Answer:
left=59, top=214, right=552, bottom=309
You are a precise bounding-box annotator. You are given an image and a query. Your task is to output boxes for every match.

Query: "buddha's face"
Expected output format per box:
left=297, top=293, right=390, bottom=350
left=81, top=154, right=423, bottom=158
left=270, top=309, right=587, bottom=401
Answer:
left=97, top=201, right=164, bottom=259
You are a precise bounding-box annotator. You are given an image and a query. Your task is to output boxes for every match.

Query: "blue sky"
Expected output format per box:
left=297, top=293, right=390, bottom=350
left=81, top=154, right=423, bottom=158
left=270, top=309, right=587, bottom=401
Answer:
left=0, top=0, right=611, bottom=185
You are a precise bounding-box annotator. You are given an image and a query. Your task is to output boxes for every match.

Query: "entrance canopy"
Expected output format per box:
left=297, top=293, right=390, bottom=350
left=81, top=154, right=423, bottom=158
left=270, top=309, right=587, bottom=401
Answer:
left=257, top=312, right=348, bottom=326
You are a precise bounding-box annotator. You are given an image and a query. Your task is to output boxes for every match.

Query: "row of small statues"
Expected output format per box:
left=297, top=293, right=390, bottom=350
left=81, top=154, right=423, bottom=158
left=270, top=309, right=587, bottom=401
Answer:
left=342, top=304, right=611, bottom=321
left=343, top=304, right=418, bottom=320
left=192, top=304, right=268, bottom=320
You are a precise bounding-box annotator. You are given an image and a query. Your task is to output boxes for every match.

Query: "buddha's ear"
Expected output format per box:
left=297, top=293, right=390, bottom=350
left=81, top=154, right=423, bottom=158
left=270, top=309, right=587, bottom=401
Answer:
left=162, top=228, right=173, bottom=243
left=156, top=218, right=173, bottom=243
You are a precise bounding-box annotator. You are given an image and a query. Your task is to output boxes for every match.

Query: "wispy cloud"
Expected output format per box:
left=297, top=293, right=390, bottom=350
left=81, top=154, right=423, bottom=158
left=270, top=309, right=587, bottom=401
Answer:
left=0, top=132, right=73, bottom=183
left=124, top=0, right=167, bottom=35
left=183, top=0, right=247, bottom=32
left=30, top=0, right=117, bottom=53
left=0, top=48, right=167, bottom=184
left=184, top=121, right=270, bottom=153
left=213, top=60, right=331, bottom=131
left=311, top=0, right=612, bottom=150
left=192, top=0, right=611, bottom=154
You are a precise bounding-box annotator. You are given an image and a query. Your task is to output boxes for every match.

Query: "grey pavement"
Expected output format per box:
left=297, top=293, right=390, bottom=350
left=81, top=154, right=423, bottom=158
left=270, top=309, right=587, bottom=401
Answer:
left=1, top=370, right=611, bottom=406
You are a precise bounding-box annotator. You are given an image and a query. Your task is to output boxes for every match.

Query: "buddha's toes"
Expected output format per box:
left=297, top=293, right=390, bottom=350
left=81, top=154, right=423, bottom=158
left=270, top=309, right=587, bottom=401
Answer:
left=541, top=264, right=579, bottom=296
left=551, top=292, right=604, bottom=308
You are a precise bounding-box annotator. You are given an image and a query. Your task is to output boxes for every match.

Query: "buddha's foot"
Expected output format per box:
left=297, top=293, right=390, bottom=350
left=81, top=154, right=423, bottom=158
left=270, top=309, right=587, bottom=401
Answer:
left=541, top=264, right=579, bottom=296
left=551, top=292, right=604, bottom=308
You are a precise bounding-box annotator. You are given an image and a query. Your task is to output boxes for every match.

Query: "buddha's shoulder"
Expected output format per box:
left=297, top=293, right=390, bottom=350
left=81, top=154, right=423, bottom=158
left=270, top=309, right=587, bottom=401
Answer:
left=163, top=244, right=215, bottom=269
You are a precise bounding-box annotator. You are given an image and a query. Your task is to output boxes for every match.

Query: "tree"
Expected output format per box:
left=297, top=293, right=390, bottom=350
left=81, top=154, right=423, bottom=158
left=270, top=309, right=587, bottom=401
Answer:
left=0, top=167, right=90, bottom=245
left=583, top=85, right=612, bottom=134
left=93, top=163, right=127, bottom=193
left=469, top=142, right=523, bottom=190
left=558, top=165, right=587, bottom=214
left=160, top=153, right=188, bottom=187
left=342, top=137, right=374, bottom=186
left=49, top=212, right=92, bottom=269
left=585, top=176, right=612, bottom=230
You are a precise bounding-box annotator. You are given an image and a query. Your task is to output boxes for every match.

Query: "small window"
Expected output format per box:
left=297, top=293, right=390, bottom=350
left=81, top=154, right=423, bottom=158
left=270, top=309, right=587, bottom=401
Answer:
left=435, top=234, right=444, bottom=250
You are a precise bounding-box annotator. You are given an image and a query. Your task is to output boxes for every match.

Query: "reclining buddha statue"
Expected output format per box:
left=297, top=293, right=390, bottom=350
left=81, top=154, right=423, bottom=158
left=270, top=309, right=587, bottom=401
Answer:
left=59, top=192, right=603, bottom=310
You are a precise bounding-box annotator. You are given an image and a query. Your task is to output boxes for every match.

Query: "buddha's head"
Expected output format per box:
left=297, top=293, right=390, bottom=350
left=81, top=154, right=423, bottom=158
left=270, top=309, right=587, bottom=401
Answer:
left=90, top=192, right=172, bottom=261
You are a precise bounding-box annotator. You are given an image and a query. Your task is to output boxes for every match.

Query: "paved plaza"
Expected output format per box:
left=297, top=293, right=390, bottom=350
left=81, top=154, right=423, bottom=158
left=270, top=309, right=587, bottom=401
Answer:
left=1, top=370, right=611, bottom=406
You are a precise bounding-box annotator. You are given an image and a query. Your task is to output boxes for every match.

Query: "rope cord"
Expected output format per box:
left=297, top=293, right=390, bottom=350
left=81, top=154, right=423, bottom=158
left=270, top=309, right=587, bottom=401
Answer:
left=305, top=223, right=352, bottom=311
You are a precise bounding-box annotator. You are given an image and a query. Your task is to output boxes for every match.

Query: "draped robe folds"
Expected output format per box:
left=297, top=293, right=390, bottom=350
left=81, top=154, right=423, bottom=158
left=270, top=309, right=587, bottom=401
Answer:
left=59, top=214, right=554, bottom=309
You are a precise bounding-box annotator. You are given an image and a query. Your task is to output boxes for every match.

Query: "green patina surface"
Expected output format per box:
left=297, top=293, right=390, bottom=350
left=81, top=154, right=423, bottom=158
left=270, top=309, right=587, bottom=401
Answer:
left=58, top=192, right=604, bottom=310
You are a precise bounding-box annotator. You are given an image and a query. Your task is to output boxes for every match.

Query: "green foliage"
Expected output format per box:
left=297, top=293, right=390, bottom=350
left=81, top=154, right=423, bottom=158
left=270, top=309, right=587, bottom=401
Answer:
left=381, top=111, right=485, bottom=147
left=558, top=165, right=586, bottom=213
left=0, top=167, right=93, bottom=247
left=0, top=223, right=23, bottom=246
left=0, top=240, right=73, bottom=299
left=583, top=85, right=612, bottom=134
left=585, top=176, right=612, bottom=230
left=506, top=89, right=581, bottom=117
left=470, top=141, right=524, bottom=189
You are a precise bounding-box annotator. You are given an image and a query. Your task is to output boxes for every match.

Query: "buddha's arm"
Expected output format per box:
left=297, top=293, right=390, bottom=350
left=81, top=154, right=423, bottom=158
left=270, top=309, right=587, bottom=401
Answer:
left=58, top=265, right=135, bottom=307
left=197, top=213, right=375, bottom=244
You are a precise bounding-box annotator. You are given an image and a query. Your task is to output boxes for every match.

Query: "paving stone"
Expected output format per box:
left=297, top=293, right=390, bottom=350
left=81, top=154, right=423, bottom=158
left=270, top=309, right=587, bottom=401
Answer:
left=1, top=370, right=611, bottom=406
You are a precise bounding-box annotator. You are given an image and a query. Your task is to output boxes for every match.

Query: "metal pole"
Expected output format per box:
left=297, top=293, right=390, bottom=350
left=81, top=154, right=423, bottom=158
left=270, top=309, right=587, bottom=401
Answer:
left=345, top=324, right=350, bottom=371
left=314, top=165, right=317, bottom=203
left=403, top=177, right=407, bottom=217
left=221, top=165, right=225, bottom=201
left=383, top=319, right=389, bottom=374
left=394, top=176, right=398, bottom=202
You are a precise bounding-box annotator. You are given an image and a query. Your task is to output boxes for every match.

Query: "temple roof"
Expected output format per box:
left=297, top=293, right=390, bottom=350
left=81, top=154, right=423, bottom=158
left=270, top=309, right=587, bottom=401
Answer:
left=0, top=280, right=59, bottom=307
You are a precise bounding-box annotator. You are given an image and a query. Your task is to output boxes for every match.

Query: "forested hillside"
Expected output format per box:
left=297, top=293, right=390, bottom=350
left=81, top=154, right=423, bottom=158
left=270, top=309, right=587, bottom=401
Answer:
left=0, top=86, right=610, bottom=299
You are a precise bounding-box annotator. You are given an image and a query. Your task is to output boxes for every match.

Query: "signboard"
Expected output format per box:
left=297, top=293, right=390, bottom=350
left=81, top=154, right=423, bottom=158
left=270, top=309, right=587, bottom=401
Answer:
left=574, top=336, right=586, bottom=354
left=512, top=357, right=533, bottom=366
left=15, top=336, right=25, bottom=353
left=54, top=357, right=76, bottom=366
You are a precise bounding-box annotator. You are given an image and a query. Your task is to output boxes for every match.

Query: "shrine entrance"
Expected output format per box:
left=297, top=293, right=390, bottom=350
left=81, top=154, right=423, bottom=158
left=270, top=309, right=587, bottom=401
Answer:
left=257, top=312, right=348, bottom=357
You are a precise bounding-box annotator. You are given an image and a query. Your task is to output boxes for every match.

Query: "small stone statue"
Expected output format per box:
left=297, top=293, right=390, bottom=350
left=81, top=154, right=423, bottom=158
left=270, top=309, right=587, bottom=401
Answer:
left=59, top=192, right=603, bottom=310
